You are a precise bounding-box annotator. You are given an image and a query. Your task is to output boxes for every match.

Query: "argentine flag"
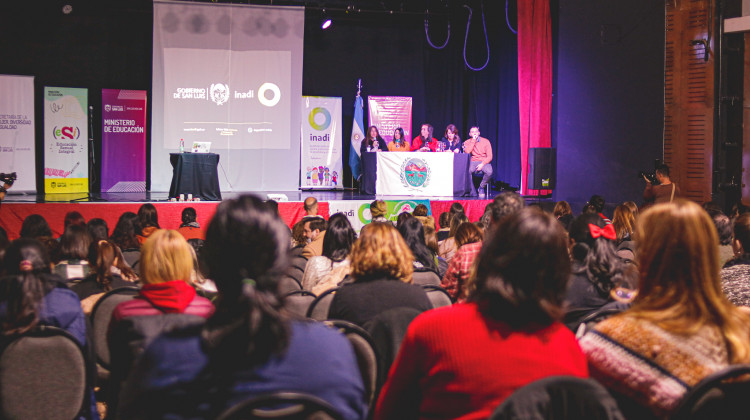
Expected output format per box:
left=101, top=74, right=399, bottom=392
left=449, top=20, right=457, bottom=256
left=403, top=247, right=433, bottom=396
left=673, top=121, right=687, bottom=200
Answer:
left=349, top=95, right=365, bottom=181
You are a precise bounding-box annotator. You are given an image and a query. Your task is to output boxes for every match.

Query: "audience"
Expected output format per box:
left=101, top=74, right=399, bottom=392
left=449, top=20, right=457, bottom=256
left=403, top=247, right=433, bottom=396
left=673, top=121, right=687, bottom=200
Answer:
left=289, top=219, right=308, bottom=257
left=136, top=203, right=161, bottom=244
left=423, top=225, right=448, bottom=277
left=710, top=211, right=734, bottom=267
left=489, top=192, right=526, bottom=230
left=86, top=218, right=109, bottom=242
left=110, top=212, right=141, bottom=271
left=370, top=199, right=389, bottom=224
left=612, top=204, right=635, bottom=245
left=398, top=217, right=440, bottom=276
left=118, top=195, right=367, bottom=420
left=437, top=212, right=451, bottom=241
left=177, top=207, right=204, bottom=240
left=55, top=225, right=93, bottom=281
left=19, top=213, right=53, bottom=240
left=587, top=194, right=611, bottom=224
left=71, top=240, right=136, bottom=305
left=301, top=216, right=327, bottom=259
left=302, top=213, right=356, bottom=294
left=375, top=208, right=588, bottom=420
left=438, top=212, right=468, bottom=262
left=721, top=212, right=750, bottom=306
left=553, top=200, right=574, bottom=232
left=579, top=199, right=750, bottom=418
left=328, top=222, right=431, bottom=327
left=413, top=203, right=429, bottom=217
left=441, top=222, right=484, bottom=301
left=304, top=196, right=320, bottom=217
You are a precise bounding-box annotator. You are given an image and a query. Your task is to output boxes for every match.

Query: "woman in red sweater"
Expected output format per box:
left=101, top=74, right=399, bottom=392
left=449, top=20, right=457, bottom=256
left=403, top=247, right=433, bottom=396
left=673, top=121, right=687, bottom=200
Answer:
left=375, top=208, right=588, bottom=420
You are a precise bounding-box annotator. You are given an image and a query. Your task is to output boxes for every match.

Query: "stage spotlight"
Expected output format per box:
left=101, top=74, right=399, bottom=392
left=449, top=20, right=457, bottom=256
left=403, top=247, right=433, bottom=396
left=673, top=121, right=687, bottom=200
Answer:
left=321, top=10, right=332, bottom=30
left=62, top=4, right=73, bottom=14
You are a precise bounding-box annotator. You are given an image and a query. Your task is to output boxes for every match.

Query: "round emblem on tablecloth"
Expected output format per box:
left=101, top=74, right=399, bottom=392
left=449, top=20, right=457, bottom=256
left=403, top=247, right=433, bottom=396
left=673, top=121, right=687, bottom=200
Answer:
left=400, top=158, right=431, bottom=189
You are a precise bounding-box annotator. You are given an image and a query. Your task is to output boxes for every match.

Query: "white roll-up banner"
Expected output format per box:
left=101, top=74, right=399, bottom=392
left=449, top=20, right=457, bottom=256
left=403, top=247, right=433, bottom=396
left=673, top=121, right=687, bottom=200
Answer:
left=0, top=75, right=36, bottom=192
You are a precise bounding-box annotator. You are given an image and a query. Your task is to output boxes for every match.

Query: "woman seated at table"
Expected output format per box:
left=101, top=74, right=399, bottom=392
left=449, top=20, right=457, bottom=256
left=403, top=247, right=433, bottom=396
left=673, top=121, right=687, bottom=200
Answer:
left=411, top=123, right=439, bottom=152
left=440, top=124, right=462, bottom=153
left=388, top=127, right=410, bottom=152
left=361, top=125, right=388, bottom=154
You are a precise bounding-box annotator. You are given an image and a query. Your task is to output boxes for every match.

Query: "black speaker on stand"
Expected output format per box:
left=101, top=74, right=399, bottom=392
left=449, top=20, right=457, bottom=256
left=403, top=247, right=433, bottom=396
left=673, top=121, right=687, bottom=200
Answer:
left=528, top=148, right=556, bottom=195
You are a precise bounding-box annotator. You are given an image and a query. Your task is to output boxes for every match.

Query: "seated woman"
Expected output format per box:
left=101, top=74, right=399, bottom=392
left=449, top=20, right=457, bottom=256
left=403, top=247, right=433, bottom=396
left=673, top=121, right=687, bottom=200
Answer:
left=71, top=240, right=137, bottom=310
left=55, top=224, right=93, bottom=282
left=440, top=124, right=462, bottom=153
left=375, top=208, right=588, bottom=420
left=440, top=222, right=485, bottom=301
left=579, top=200, right=750, bottom=418
left=398, top=217, right=440, bottom=280
left=328, top=222, right=432, bottom=327
left=0, top=238, right=100, bottom=420
left=438, top=212, right=469, bottom=262
left=136, top=203, right=161, bottom=245
left=302, top=213, right=356, bottom=295
left=118, top=195, right=367, bottom=420
left=110, top=211, right=141, bottom=271
left=360, top=125, right=388, bottom=154
left=388, top=127, right=410, bottom=152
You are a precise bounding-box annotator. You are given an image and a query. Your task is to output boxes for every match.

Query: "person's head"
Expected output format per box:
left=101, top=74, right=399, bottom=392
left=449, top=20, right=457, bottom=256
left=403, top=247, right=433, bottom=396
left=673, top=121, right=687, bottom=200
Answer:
left=181, top=207, right=198, bottom=225
left=633, top=199, right=750, bottom=362
left=469, top=126, right=480, bottom=139
left=201, top=195, right=291, bottom=367
left=655, top=164, right=670, bottom=181
left=351, top=222, right=413, bottom=283
left=468, top=208, right=570, bottom=328
left=449, top=212, right=470, bottom=237
left=19, top=214, right=52, bottom=239
left=711, top=212, right=733, bottom=246
left=414, top=215, right=435, bottom=231
left=733, top=213, right=750, bottom=256
left=587, top=195, right=606, bottom=214
left=623, top=201, right=639, bottom=217
left=86, top=218, right=109, bottom=242
left=140, top=229, right=193, bottom=285
left=291, top=220, right=307, bottom=247
left=553, top=201, right=572, bottom=219
left=3, top=238, right=52, bottom=276
left=413, top=204, right=429, bottom=217
left=396, top=211, right=415, bottom=231
left=303, top=197, right=318, bottom=215
left=370, top=200, right=388, bottom=220
left=393, top=127, right=405, bottom=142
left=265, top=200, right=280, bottom=218
left=138, top=203, right=160, bottom=230
left=438, top=212, right=451, bottom=230
left=454, top=222, right=484, bottom=250
left=0, top=227, right=9, bottom=267
left=88, top=239, right=135, bottom=291
left=322, top=213, right=356, bottom=262
left=423, top=226, right=439, bottom=254
left=491, top=192, right=525, bottom=226
left=367, top=126, right=380, bottom=140
left=449, top=202, right=465, bottom=219
left=110, top=212, right=141, bottom=250
left=569, top=213, right=630, bottom=294
left=64, top=211, right=85, bottom=229
left=59, top=225, right=92, bottom=261
left=1, top=238, right=53, bottom=335
left=479, top=205, right=494, bottom=232
left=420, top=123, right=433, bottom=139
left=398, top=217, right=437, bottom=273
left=444, top=124, right=459, bottom=142
left=303, top=217, right=326, bottom=241
left=612, top=204, right=636, bottom=243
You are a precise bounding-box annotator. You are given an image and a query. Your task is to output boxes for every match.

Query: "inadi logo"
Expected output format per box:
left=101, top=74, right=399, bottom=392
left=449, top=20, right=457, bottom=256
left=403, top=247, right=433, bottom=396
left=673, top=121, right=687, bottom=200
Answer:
left=53, top=126, right=80, bottom=140
left=309, top=107, right=331, bottom=131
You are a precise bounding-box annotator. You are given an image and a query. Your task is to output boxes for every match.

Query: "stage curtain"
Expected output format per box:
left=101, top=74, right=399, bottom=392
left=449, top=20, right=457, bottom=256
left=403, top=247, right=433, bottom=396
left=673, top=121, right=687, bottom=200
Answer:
left=518, top=0, right=552, bottom=195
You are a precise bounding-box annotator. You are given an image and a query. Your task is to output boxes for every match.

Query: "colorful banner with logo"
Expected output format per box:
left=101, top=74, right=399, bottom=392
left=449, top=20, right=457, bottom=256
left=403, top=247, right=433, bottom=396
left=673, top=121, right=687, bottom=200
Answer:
left=101, top=89, right=147, bottom=192
left=375, top=152, right=454, bottom=196
left=301, top=96, right=343, bottom=189
left=44, top=87, right=88, bottom=193
left=367, top=96, right=412, bottom=144
left=328, top=199, right=431, bottom=232
left=0, top=75, right=36, bottom=192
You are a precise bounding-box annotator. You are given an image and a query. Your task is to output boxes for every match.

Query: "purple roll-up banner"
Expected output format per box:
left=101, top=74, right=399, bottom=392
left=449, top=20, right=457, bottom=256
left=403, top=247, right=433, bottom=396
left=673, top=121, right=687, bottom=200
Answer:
left=101, top=89, right=147, bottom=192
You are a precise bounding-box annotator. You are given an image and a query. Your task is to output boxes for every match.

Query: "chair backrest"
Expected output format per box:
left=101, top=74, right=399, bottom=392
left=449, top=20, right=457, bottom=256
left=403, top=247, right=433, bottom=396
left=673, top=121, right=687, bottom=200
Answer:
left=490, top=375, right=625, bottom=420
left=422, top=285, right=452, bottom=308
left=283, top=290, right=317, bottom=319
left=362, top=307, right=422, bottom=391
left=306, top=287, right=339, bottom=321
left=670, top=364, right=750, bottom=420
left=89, top=286, right=140, bottom=369
left=412, top=270, right=441, bottom=287
left=278, top=275, right=303, bottom=295
left=324, top=320, right=379, bottom=407
left=215, top=391, right=343, bottom=420
left=0, top=326, right=89, bottom=420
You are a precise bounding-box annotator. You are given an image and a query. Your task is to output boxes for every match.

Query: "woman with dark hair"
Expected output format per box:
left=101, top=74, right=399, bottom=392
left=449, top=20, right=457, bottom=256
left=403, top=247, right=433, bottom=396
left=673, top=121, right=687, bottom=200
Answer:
left=360, top=125, right=388, bottom=154
left=136, top=203, right=161, bottom=244
left=71, top=240, right=137, bottom=302
left=0, top=238, right=100, bottom=419
left=110, top=212, right=141, bottom=271
left=388, top=127, right=409, bottom=152
left=302, top=213, right=356, bottom=294
left=375, top=208, right=588, bottom=419
left=55, top=224, right=93, bottom=281
left=580, top=200, right=750, bottom=418
left=64, top=211, right=86, bottom=229
left=178, top=207, right=204, bottom=240
left=438, top=212, right=469, bottom=262
left=441, top=222, right=485, bottom=301
left=410, top=123, right=439, bottom=152
left=564, top=213, right=634, bottom=330
left=118, top=195, right=367, bottom=420
left=19, top=213, right=53, bottom=239
left=398, top=217, right=439, bottom=275
left=440, top=124, right=462, bottom=153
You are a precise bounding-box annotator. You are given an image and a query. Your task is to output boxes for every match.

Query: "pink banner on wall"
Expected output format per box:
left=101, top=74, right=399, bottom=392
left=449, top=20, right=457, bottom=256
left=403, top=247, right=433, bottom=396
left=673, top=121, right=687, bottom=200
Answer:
left=101, top=89, right=147, bottom=192
left=367, top=96, right=412, bottom=144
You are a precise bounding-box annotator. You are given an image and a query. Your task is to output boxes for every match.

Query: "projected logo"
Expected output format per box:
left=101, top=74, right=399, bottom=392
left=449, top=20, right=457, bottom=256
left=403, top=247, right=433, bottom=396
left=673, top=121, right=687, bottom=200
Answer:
left=400, top=158, right=431, bottom=189
left=258, top=82, right=281, bottom=107
left=53, top=126, right=81, bottom=140
left=308, top=107, right=331, bottom=131
left=210, top=83, right=230, bottom=106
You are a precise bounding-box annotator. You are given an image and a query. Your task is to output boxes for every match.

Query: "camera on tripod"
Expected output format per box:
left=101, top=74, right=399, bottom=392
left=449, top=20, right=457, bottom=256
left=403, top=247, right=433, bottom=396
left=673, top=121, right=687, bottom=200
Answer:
left=0, top=172, right=17, bottom=186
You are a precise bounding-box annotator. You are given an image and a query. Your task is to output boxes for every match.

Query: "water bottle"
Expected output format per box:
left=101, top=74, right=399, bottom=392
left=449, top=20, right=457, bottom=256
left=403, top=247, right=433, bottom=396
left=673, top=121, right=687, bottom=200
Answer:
left=180, top=138, right=185, bottom=153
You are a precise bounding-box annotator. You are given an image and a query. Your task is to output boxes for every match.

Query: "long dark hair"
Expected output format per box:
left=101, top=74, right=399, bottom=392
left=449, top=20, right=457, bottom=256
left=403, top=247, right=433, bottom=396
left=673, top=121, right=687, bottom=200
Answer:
left=393, top=127, right=406, bottom=145
left=398, top=217, right=438, bottom=273
left=1, top=238, right=53, bottom=335
left=322, top=213, right=356, bottom=263
left=19, top=214, right=52, bottom=239
left=88, top=240, right=136, bottom=291
left=138, top=203, right=161, bottom=230
left=110, top=212, right=141, bottom=250
left=569, top=213, right=628, bottom=296
left=468, top=208, right=570, bottom=328
left=366, top=125, right=384, bottom=147
left=59, top=225, right=93, bottom=261
left=201, top=195, right=290, bottom=369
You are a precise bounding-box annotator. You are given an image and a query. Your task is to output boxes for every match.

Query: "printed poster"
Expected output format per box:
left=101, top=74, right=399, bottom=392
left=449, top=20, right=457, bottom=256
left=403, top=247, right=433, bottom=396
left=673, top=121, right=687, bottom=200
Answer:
left=101, top=89, right=147, bottom=192
left=44, top=86, right=88, bottom=193
left=301, top=96, right=343, bottom=189
left=367, top=96, right=412, bottom=144
left=328, top=199, right=431, bottom=232
left=0, top=75, right=36, bottom=192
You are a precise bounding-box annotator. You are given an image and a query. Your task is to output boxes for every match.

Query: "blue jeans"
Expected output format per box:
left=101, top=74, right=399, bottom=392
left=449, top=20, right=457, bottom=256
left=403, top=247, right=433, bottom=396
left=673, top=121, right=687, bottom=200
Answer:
left=469, top=160, right=493, bottom=195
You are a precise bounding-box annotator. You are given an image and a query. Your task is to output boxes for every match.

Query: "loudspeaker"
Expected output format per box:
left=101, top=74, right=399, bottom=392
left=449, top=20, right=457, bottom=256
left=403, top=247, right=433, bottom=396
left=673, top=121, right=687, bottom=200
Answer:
left=528, top=148, right=556, bottom=190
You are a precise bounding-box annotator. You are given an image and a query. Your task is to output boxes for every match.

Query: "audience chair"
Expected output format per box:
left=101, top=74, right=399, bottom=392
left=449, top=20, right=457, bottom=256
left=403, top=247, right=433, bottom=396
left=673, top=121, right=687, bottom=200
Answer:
left=412, top=270, right=441, bottom=287
left=363, top=307, right=423, bottom=391
left=0, top=325, right=89, bottom=420
left=571, top=301, right=630, bottom=338
left=283, top=290, right=317, bottom=319
left=307, top=287, right=339, bottom=321
left=278, top=275, right=303, bottom=295
left=215, top=391, right=343, bottom=420
left=422, top=285, right=453, bottom=308
left=670, top=364, right=750, bottom=420
left=287, top=256, right=308, bottom=284
left=490, top=376, right=625, bottom=420
left=90, top=286, right=140, bottom=372
left=324, top=320, right=379, bottom=408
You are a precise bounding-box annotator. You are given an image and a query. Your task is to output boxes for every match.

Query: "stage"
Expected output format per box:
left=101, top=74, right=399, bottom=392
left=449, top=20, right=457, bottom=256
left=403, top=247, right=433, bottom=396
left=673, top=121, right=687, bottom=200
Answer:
left=0, top=189, right=546, bottom=240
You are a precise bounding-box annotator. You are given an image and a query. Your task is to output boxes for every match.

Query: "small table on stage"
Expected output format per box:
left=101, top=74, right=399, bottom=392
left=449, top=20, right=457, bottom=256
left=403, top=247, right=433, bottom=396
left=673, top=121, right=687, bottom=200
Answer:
left=169, top=153, right=222, bottom=201
left=361, top=152, right=472, bottom=196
